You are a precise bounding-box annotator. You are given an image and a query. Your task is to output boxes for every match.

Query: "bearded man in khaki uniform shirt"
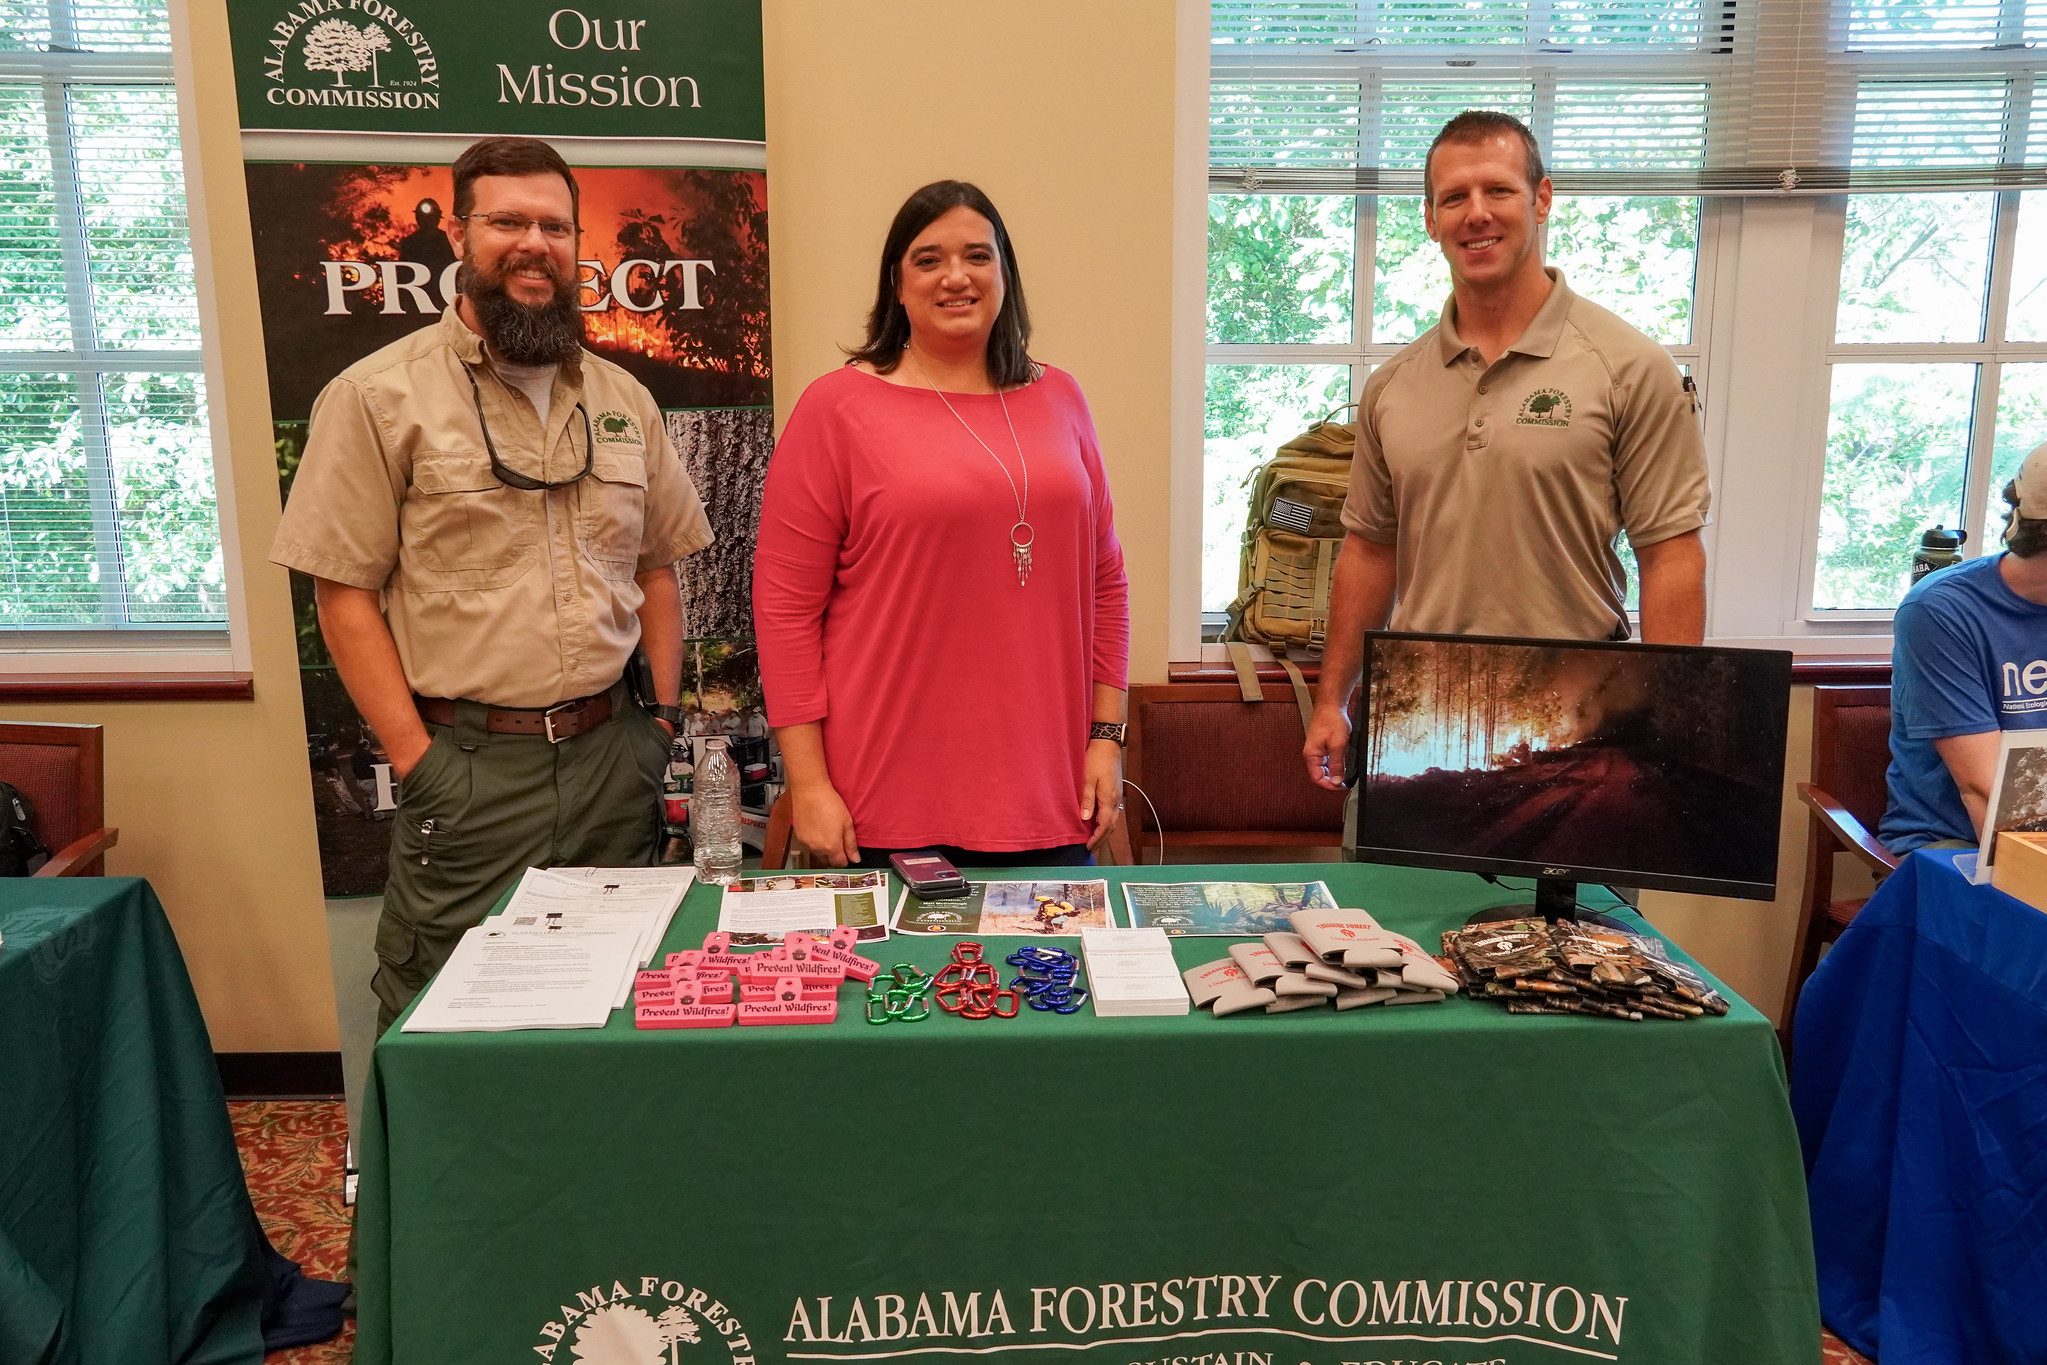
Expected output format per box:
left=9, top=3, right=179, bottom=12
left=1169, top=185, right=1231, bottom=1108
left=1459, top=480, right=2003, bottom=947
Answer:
left=272, top=137, right=713, bottom=1029
left=1305, top=111, right=1711, bottom=792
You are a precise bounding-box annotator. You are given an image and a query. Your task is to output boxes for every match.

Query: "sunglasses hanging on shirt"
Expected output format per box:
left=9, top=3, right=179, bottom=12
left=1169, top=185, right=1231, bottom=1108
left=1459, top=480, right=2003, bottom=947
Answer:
left=463, top=363, right=594, bottom=491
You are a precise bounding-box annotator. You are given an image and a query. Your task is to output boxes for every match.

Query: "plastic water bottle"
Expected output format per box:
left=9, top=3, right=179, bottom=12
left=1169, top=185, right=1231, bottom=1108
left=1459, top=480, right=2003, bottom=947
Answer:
left=691, top=736, right=743, bottom=885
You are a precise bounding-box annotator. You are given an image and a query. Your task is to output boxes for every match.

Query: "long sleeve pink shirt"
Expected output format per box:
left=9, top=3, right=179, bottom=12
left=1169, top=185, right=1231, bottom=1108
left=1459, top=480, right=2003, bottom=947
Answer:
left=753, top=365, right=1130, bottom=851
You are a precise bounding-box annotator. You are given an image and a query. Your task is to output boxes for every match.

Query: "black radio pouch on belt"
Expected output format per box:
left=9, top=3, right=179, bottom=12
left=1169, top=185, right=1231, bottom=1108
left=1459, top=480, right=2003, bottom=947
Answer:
left=0, top=782, right=53, bottom=876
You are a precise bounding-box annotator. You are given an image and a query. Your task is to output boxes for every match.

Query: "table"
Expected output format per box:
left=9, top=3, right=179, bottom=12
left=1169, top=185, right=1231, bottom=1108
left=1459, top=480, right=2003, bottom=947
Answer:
left=0, top=878, right=266, bottom=1365
left=355, top=862, right=1820, bottom=1365
left=1792, top=849, right=2047, bottom=1365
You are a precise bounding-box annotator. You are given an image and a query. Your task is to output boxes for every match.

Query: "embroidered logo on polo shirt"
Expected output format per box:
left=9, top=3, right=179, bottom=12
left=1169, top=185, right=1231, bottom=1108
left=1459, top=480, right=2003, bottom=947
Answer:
left=1516, top=388, right=1573, bottom=427
left=594, top=411, right=644, bottom=446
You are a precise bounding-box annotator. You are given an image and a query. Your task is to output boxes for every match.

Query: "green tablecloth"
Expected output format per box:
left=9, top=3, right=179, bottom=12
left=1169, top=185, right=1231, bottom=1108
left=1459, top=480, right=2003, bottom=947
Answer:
left=356, top=863, right=1819, bottom=1365
left=0, top=879, right=265, bottom=1365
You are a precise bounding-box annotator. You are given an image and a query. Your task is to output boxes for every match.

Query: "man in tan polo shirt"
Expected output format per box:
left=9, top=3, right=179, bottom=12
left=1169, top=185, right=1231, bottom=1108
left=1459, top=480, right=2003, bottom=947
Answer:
left=1304, top=110, right=1710, bottom=792
left=272, top=136, right=712, bottom=1029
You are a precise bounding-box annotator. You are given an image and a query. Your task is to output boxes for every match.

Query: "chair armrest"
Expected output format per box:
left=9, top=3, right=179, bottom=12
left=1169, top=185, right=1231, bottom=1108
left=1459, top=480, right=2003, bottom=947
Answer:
left=1101, top=819, right=1135, bottom=867
left=1796, top=783, right=1899, bottom=874
left=761, top=793, right=793, bottom=872
left=34, top=827, right=118, bottom=878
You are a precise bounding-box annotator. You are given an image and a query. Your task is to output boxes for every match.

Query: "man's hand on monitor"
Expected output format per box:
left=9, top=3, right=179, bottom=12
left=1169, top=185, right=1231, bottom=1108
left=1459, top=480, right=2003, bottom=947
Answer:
left=1303, top=703, right=1352, bottom=791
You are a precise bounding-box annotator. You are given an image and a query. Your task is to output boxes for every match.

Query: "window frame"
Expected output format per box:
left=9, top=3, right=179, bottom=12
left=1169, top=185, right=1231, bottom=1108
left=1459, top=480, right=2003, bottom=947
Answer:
left=0, top=7, right=249, bottom=675
left=1796, top=186, right=2047, bottom=622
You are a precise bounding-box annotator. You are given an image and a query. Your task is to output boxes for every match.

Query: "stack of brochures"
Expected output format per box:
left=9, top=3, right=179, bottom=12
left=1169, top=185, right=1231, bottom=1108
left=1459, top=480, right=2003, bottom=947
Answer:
left=402, top=864, right=695, bottom=1032
left=1080, top=927, right=1190, bottom=1016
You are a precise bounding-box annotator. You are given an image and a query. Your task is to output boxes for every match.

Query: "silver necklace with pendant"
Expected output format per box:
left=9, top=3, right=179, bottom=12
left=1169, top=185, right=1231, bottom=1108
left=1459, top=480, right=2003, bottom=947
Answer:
left=909, top=347, right=1034, bottom=586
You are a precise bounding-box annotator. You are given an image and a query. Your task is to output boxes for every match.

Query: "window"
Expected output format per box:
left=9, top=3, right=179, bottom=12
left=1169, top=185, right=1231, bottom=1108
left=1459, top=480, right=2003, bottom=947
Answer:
left=1812, top=66, right=2047, bottom=611
left=1204, top=10, right=1725, bottom=624
left=1192, top=1, right=2047, bottom=654
left=0, top=1, right=222, bottom=638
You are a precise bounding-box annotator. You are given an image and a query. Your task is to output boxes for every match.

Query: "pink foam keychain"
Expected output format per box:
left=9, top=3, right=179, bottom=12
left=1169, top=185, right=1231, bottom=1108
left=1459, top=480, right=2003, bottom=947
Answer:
left=676, top=965, right=733, bottom=1004
left=796, top=925, right=881, bottom=983
left=638, top=968, right=738, bottom=1028
left=738, top=951, right=804, bottom=985
left=664, top=949, right=705, bottom=972
left=635, top=968, right=678, bottom=1003
left=696, top=932, right=755, bottom=974
left=736, top=975, right=836, bottom=1026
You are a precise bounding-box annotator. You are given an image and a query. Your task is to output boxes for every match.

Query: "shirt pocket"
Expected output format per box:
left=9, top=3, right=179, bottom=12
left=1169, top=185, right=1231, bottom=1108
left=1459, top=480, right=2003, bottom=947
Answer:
left=576, top=446, right=648, bottom=581
left=401, top=450, right=536, bottom=589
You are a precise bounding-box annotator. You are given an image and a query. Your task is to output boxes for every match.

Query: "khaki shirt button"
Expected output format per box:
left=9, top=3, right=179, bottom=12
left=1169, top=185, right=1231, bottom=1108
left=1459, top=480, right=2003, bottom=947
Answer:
left=1475, top=417, right=1485, bottom=427
left=1478, top=385, right=1488, bottom=394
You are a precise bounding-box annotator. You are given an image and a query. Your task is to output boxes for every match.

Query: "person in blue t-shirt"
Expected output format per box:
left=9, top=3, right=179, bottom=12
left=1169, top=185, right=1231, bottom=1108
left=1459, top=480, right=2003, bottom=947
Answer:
left=1882, top=442, right=2047, bottom=854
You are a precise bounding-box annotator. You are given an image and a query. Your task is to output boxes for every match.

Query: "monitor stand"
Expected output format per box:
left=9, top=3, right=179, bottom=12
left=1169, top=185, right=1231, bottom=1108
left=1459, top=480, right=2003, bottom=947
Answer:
left=1464, top=877, right=1631, bottom=932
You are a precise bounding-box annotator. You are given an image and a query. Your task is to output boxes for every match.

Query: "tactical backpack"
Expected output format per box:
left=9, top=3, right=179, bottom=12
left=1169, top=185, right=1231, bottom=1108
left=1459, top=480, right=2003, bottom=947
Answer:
left=1223, top=407, right=1357, bottom=658
left=0, top=781, right=51, bottom=876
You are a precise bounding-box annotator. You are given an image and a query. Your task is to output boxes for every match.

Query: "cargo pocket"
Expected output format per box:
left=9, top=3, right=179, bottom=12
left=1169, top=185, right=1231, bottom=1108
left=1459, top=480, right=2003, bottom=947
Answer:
left=373, top=910, right=418, bottom=971
left=577, top=448, right=648, bottom=581
left=401, top=450, right=537, bottom=589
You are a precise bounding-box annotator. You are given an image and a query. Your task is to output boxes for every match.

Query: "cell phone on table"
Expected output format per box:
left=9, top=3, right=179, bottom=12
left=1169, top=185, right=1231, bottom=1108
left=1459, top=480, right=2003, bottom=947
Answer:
left=890, top=851, right=970, bottom=900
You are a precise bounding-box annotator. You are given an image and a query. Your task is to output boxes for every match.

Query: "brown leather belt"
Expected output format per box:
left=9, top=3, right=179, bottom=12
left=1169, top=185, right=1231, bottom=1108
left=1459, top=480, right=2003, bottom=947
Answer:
left=414, top=688, right=613, bottom=743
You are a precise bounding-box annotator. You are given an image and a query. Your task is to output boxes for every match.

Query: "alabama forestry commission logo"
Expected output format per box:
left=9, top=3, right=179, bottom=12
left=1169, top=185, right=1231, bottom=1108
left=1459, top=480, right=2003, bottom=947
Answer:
left=1516, top=388, right=1573, bottom=428
left=260, top=0, right=442, bottom=110
left=534, top=1277, right=755, bottom=1365
left=594, top=411, right=644, bottom=446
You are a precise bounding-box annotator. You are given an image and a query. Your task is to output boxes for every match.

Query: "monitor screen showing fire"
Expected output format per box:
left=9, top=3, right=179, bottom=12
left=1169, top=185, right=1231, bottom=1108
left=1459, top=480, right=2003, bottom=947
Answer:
left=1357, top=636, right=1791, bottom=893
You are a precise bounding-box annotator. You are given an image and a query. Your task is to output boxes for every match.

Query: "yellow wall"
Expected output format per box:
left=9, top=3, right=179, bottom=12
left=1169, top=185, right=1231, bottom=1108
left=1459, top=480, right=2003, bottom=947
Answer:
left=2, top=0, right=340, bottom=1052
left=760, top=0, right=1182, bottom=684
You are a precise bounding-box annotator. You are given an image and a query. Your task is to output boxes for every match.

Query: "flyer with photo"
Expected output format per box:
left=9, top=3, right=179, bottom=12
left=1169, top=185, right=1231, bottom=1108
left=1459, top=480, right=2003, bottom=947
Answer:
left=1973, top=730, right=2047, bottom=883
left=892, top=880, right=1116, bottom=936
left=1121, top=881, right=1339, bottom=936
left=717, top=870, right=889, bottom=944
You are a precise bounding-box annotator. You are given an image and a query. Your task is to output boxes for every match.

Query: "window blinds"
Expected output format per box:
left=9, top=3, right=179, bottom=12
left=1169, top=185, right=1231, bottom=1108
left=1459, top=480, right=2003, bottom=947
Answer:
left=0, top=0, right=224, bottom=633
left=1212, top=0, right=2047, bottom=195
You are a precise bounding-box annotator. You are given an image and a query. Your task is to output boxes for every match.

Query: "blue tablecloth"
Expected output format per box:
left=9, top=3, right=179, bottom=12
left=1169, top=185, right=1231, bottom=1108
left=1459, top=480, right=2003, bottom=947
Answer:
left=1791, top=849, right=2047, bottom=1365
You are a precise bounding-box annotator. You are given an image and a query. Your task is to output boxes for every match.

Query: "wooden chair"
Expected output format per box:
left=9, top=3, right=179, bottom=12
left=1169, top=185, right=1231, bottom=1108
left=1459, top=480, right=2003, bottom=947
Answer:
left=1779, top=686, right=1896, bottom=1054
left=759, top=792, right=1135, bottom=869
left=0, top=722, right=119, bottom=877
left=1124, top=682, right=1347, bottom=863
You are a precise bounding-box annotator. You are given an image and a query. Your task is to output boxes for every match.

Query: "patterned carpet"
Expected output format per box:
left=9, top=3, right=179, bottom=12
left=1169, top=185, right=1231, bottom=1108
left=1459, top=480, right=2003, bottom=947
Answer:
left=226, top=1098, right=1876, bottom=1364
left=229, top=1100, right=355, bottom=1364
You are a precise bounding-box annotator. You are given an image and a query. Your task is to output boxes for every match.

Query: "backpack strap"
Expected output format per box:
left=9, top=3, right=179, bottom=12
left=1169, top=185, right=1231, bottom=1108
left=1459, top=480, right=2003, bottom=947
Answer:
left=1225, top=641, right=1261, bottom=703
left=1226, top=644, right=1318, bottom=734
left=1277, top=657, right=1316, bottom=732
left=1309, top=538, right=1336, bottom=650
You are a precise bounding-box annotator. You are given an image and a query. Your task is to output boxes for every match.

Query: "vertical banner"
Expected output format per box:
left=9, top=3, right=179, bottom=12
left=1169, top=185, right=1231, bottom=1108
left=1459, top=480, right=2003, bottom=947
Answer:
left=226, top=0, right=774, bottom=893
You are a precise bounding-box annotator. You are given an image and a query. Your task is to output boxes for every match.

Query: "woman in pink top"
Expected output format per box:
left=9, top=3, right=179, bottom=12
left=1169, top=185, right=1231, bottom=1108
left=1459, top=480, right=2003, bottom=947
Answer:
left=754, top=181, right=1130, bottom=869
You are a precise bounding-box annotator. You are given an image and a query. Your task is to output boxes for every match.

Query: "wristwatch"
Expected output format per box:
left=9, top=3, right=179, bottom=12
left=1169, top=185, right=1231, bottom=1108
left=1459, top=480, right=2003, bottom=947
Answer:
left=1089, top=721, right=1127, bottom=746
left=648, top=703, right=685, bottom=729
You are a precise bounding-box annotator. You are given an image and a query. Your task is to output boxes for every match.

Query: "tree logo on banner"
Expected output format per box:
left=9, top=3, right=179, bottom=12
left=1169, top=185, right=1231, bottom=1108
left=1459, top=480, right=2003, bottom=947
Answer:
left=302, top=19, right=393, bottom=87
left=257, top=0, right=442, bottom=110
left=534, top=1279, right=748, bottom=1365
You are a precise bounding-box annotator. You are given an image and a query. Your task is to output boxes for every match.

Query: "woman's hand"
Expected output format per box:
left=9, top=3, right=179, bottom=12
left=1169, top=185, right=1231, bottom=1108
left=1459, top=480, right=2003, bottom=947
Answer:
left=791, top=781, right=861, bottom=868
left=773, top=722, right=860, bottom=867
left=1080, top=738, right=1124, bottom=852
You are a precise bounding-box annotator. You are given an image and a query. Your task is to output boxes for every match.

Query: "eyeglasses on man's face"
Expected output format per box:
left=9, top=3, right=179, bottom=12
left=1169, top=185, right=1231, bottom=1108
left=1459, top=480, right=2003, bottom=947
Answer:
left=459, top=212, right=579, bottom=242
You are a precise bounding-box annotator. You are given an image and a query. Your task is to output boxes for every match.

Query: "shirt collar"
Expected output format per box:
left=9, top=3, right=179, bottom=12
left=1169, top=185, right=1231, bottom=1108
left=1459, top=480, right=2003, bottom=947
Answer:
left=1435, top=266, right=1574, bottom=366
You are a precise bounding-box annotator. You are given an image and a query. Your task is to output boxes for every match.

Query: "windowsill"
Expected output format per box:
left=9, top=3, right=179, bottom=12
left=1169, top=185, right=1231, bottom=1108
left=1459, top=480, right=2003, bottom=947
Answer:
left=1168, top=651, right=1893, bottom=685
left=0, top=672, right=254, bottom=701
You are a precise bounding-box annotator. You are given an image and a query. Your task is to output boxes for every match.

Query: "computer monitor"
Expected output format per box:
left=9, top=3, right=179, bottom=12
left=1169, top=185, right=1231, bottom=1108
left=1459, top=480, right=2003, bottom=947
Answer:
left=1348, top=631, right=1793, bottom=923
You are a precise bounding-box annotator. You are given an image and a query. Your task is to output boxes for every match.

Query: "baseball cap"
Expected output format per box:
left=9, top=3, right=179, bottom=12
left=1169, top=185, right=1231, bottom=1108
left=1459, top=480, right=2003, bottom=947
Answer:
left=2020, top=441, right=2047, bottom=520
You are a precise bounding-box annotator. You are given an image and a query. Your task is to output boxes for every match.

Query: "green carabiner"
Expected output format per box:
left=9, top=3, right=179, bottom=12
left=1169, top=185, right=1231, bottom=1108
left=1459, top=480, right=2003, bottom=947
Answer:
left=865, top=995, right=892, bottom=1025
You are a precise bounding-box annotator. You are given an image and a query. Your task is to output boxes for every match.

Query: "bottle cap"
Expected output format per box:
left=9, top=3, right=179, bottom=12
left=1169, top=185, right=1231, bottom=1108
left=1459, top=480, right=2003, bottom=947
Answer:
left=1919, top=525, right=1964, bottom=551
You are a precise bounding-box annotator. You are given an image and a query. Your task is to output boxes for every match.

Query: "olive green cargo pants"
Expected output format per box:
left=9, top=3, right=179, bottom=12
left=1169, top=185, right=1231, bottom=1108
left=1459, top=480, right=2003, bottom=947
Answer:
left=372, top=681, right=670, bottom=1032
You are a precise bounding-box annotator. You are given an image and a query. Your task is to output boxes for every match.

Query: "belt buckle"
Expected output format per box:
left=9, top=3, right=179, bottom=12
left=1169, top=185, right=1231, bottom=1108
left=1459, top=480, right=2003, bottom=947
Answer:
left=542, top=700, right=578, bottom=744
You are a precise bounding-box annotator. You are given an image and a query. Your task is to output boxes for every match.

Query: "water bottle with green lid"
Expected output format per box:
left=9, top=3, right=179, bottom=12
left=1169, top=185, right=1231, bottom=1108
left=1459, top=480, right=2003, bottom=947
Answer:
left=1911, top=525, right=1966, bottom=586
